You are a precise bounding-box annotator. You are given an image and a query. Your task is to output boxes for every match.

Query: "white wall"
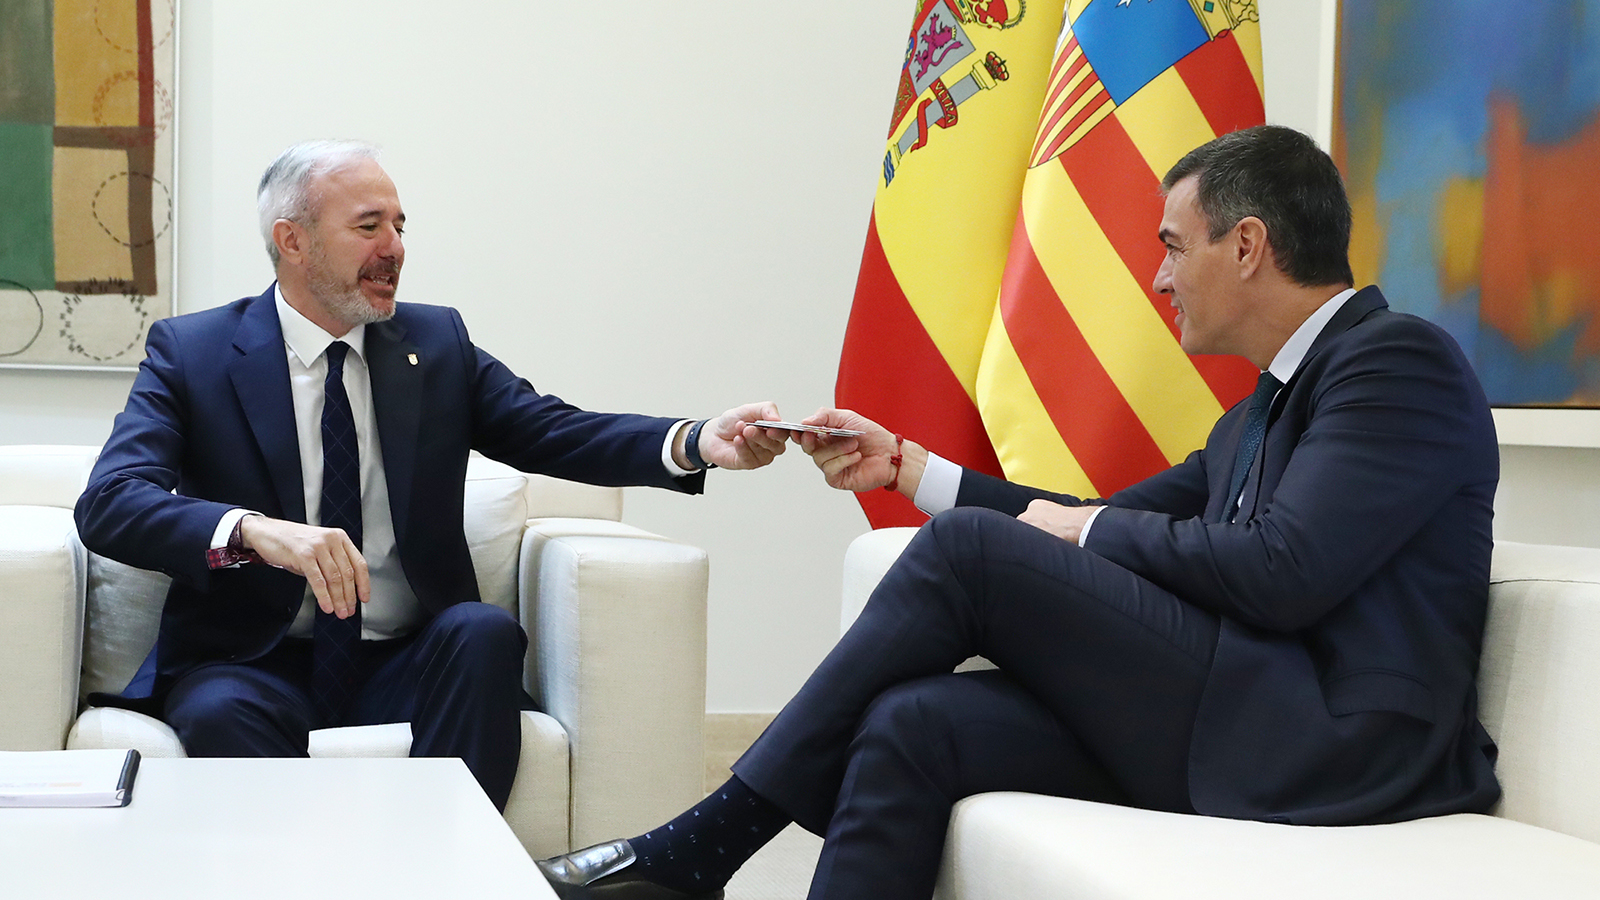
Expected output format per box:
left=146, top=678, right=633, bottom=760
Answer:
left=3, top=0, right=1597, bottom=713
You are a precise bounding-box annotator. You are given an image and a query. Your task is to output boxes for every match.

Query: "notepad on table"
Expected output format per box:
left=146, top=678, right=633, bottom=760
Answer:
left=0, top=748, right=140, bottom=808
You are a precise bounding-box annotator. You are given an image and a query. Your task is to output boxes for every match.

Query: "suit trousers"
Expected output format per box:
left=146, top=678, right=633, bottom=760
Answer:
left=163, top=601, right=528, bottom=809
left=733, top=507, right=1222, bottom=900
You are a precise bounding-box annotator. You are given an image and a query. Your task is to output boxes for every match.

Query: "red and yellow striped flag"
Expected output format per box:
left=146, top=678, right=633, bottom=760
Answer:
left=838, top=0, right=1266, bottom=528
left=836, top=0, right=1062, bottom=528
left=980, top=0, right=1263, bottom=495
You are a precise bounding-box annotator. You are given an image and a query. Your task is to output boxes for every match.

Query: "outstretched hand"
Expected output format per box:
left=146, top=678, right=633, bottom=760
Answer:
left=794, top=408, right=908, bottom=493
left=697, top=402, right=790, bottom=470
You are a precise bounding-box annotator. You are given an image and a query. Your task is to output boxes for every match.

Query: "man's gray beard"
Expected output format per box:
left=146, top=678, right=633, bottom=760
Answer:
left=306, top=257, right=395, bottom=328
left=323, top=283, right=395, bottom=327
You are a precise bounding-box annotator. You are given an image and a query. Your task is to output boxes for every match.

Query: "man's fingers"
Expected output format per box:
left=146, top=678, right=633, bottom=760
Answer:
left=314, top=545, right=354, bottom=618
left=819, top=450, right=861, bottom=479
left=350, top=548, right=371, bottom=605
left=306, top=562, right=336, bottom=615
left=747, top=428, right=788, bottom=456
left=311, top=536, right=366, bottom=618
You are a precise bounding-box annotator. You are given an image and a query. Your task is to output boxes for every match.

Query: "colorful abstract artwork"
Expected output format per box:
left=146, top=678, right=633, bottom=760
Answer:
left=1336, top=0, right=1600, bottom=407
left=0, top=0, right=175, bottom=369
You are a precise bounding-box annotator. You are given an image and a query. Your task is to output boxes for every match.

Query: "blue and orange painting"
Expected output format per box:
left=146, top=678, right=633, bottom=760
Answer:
left=1337, top=0, right=1600, bottom=406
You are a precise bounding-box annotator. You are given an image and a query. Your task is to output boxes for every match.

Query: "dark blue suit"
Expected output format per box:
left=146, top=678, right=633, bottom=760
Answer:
left=75, top=286, right=702, bottom=803
left=735, top=287, right=1502, bottom=899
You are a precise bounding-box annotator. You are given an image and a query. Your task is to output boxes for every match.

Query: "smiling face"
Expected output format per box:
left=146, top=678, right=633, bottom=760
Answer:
left=293, top=157, right=406, bottom=332
left=1152, top=175, right=1247, bottom=358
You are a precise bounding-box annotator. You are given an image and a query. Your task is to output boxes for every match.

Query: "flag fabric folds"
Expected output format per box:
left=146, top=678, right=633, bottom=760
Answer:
left=837, top=0, right=1266, bottom=527
left=835, top=1, right=1060, bottom=528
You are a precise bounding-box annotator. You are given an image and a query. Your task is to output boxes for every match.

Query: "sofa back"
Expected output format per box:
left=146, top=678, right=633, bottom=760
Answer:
left=0, top=445, right=98, bottom=508
left=1478, top=540, right=1600, bottom=844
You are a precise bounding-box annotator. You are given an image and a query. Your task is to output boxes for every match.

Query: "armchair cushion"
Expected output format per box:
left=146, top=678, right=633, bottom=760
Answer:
left=78, top=546, right=167, bottom=705
left=462, top=456, right=533, bottom=615
left=65, top=706, right=185, bottom=757
left=935, top=793, right=1600, bottom=900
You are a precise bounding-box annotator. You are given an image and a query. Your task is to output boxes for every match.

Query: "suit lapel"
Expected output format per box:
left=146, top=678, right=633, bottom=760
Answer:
left=1234, top=287, right=1390, bottom=520
left=228, top=287, right=305, bottom=523
left=366, top=315, right=422, bottom=548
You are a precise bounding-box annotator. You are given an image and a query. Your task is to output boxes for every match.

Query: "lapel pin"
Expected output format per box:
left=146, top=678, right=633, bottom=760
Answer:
left=407, top=353, right=418, bottom=366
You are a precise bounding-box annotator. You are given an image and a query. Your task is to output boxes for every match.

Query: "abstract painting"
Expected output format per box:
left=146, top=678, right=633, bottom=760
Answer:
left=0, top=0, right=175, bottom=369
left=1336, top=0, right=1600, bottom=406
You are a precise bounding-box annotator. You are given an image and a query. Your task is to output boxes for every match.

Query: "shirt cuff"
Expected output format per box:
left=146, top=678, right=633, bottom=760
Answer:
left=210, top=508, right=252, bottom=550
left=206, top=509, right=265, bottom=569
left=913, top=453, right=1106, bottom=546
left=662, top=419, right=698, bottom=476
left=913, top=452, right=962, bottom=515
left=1077, top=505, right=1108, bottom=546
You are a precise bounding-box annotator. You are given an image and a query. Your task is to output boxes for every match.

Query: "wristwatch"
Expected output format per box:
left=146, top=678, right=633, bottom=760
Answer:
left=684, top=418, right=717, bottom=470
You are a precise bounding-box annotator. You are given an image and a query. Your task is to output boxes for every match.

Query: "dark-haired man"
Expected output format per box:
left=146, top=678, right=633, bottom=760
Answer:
left=539, top=125, right=1502, bottom=900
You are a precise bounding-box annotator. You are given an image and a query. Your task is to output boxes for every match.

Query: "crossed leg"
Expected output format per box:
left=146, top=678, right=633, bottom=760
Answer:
left=735, top=507, right=1221, bottom=900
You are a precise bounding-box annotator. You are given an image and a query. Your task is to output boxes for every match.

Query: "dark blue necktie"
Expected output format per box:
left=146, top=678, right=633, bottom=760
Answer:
left=313, top=341, right=363, bottom=724
left=1227, top=370, right=1282, bottom=520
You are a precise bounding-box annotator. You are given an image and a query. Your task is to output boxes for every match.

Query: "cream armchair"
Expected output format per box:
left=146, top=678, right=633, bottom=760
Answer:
left=0, top=444, right=709, bottom=859
left=841, top=528, right=1600, bottom=897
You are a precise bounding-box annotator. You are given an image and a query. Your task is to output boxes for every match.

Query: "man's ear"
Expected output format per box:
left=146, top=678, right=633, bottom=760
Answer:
left=272, top=218, right=304, bottom=266
left=1233, top=216, right=1269, bottom=279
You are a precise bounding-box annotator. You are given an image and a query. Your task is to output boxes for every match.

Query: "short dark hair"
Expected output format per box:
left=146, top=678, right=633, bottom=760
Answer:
left=1162, top=125, right=1354, bottom=288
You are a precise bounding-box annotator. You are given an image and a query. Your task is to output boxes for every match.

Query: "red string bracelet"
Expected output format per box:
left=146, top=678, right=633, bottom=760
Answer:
left=884, top=434, right=904, bottom=492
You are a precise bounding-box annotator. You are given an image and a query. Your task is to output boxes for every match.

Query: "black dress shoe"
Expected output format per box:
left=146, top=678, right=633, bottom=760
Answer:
left=536, top=839, right=724, bottom=900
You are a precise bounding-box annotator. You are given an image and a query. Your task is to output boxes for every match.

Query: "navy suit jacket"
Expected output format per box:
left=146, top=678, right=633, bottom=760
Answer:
left=76, top=286, right=703, bottom=705
left=956, top=287, right=1502, bottom=824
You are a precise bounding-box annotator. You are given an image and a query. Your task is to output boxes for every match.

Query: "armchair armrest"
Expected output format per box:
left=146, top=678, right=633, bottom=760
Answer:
left=519, top=518, right=709, bottom=849
left=841, top=526, right=993, bottom=673
left=0, top=506, right=85, bottom=749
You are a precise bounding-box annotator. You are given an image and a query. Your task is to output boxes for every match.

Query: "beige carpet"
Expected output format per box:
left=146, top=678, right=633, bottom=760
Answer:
left=722, top=824, right=824, bottom=900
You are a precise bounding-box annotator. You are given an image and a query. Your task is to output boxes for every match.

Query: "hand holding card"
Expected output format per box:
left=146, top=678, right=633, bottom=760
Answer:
left=748, top=420, right=866, bottom=437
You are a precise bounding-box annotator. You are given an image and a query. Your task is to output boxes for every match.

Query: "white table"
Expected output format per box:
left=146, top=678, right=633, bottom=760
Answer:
left=0, top=756, right=554, bottom=899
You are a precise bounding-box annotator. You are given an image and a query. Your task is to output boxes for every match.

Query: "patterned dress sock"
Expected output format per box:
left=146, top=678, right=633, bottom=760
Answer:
left=628, top=774, right=792, bottom=894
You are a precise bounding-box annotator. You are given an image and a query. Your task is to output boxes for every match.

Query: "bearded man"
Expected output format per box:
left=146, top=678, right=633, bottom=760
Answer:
left=75, top=140, right=788, bottom=809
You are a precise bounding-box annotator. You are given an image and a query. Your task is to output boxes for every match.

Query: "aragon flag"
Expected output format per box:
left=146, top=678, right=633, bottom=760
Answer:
left=977, top=0, right=1263, bottom=496
left=835, top=0, right=1063, bottom=528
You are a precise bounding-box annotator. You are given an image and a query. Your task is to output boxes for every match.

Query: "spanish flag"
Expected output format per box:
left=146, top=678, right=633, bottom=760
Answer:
left=835, top=0, right=1060, bottom=528
left=838, top=0, right=1265, bottom=526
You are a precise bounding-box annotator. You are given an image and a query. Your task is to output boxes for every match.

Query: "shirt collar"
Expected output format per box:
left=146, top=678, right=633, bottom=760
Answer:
left=272, top=283, right=367, bottom=367
left=1265, top=287, right=1357, bottom=384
